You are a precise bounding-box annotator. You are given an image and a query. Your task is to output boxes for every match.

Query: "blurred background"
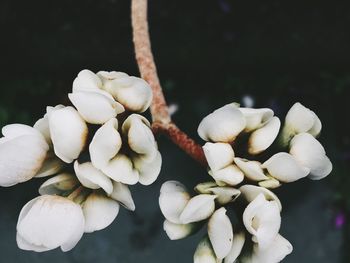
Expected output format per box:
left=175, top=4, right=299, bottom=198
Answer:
left=0, top=0, right=349, bottom=262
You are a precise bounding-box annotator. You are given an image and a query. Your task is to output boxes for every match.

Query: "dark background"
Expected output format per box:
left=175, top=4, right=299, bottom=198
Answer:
left=0, top=0, right=349, bottom=262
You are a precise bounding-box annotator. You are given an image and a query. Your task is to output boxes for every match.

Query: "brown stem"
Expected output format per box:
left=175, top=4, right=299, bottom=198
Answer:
left=131, top=0, right=207, bottom=166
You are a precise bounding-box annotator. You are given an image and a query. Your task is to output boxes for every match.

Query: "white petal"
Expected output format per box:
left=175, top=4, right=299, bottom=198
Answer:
left=285, top=102, right=319, bottom=134
left=34, top=116, right=51, bottom=143
left=258, top=178, right=281, bottom=189
left=133, top=151, right=162, bottom=185
left=207, top=187, right=240, bottom=205
left=97, top=71, right=129, bottom=83
left=194, top=237, right=220, bottom=263
left=248, top=116, right=280, bottom=155
left=234, top=158, right=268, bottom=181
left=69, top=91, right=124, bottom=124
left=72, top=69, right=102, bottom=92
left=239, top=185, right=282, bottom=211
left=89, top=118, right=122, bottom=169
left=110, top=181, right=135, bottom=211
left=17, top=195, right=84, bottom=252
left=209, top=165, right=244, bottom=186
left=35, top=154, right=64, bottom=178
left=208, top=207, right=233, bottom=259
left=17, top=233, right=51, bottom=252
left=262, top=152, right=310, bottom=182
left=159, top=181, right=190, bottom=224
left=198, top=103, right=246, bottom=142
left=248, top=234, right=293, bottom=263
left=74, top=161, right=113, bottom=195
left=243, top=194, right=281, bottom=250
left=180, top=194, right=216, bottom=224
left=122, top=114, right=157, bottom=157
left=308, top=112, right=322, bottom=137
left=103, top=76, right=152, bottom=112
left=224, top=232, right=245, bottom=263
left=195, top=182, right=219, bottom=194
left=0, top=126, right=49, bottom=187
left=102, top=154, right=139, bottom=185
left=239, top=108, right=274, bottom=132
left=290, top=133, right=332, bottom=180
left=163, top=220, right=198, bottom=240
left=48, top=106, right=88, bottom=163
left=203, top=142, right=235, bottom=171
left=39, top=173, right=79, bottom=195
left=82, top=192, right=120, bottom=233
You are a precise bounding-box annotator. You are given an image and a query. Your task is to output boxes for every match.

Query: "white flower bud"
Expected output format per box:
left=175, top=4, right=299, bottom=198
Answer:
left=209, top=165, right=244, bottom=186
left=203, top=142, right=235, bottom=171
left=82, top=191, right=120, bottom=233
left=122, top=114, right=157, bottom=158
left=110, top=181, right=135, bottom=211
left=102, top=75, right=153, bottom=112
left=16, top=195, right=85, bottom=252
left=163, top=220, right=199, bottom=240
left=248, top=116, right=280, bottom=155
left=73, top=69, right=103, bottom=92
left=239, top=107, right=274, bottom=132
left=159, top=181, right=191, bottom=224
left=89, top=118, right=122, bottom=170
left=243, top=194, right=281, bottom=250
left=180, top=194, right=216, bottom=224
left=132, top=151, right=162, bottom=185
left=101, top=154, right=140, bottom=185
left=0, top=124, right=49, bottom=187
left=48, top=106, right=88, bottom=163
left=262, top=152, right=310, bottom=183
left=207, top=187, right=241, bottom=205
left=246, top=234, right=293, bottom=263
left=208, top=208, right=233, bottom=259
left=224, top=231, right=245, bottom=263
left=74, top=161, right=113, bottom=195
left=290, top=133, right=332, bottom=180
left=194, top=237, right=220, bottom=263
left=39, top=173, right=79, bottom=195
left=258, top=178, right=281, bottom=189
left=234, top=158, right=268, bottom=181
left=195, top=181, right=219, bottom=194
left=239, top=185, right=282, bottom=211
left=198, top=103, right=246, bottom=142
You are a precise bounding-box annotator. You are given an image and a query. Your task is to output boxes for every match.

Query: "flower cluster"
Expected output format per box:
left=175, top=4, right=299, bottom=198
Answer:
left=159, top=102, right=332, bottom=262
left=0, top=69, right=161, bottom=252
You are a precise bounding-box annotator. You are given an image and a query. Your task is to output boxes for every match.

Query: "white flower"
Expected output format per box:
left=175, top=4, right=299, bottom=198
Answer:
left=224, top=231, right=246, bottom=263
left=203, top=142, right=235, bottom=171
left=110, top=181, right=135, bottom=211
left=244, top=234, right=293, bottom=263
left=239, top=185, right=282, bottom=211
left=234, top=158, right=268, bottom=182
left=0, top=124, right=49, bottom=187
left=159, top=181, right=190, bottom=224
left=208, top=165, right=244, bottom=186
left=239, top=107, right=273, bottom=132
left=194, top=237, right=221, bottom=263
left=208, top=207, right=233, bottom=259
left=38, top=173, right=79, bottom=195
left=289, top=133, right=332, bottom=180
left=205, top=186, right=241, bottom=205
left=82, top=191, right=120, bottom=233
left=243, top=194, right=281, bottom=250
left=47, top=106, right=88, bottom=163
left=16, top=195, right=85, bottom=252
left=179, top=194, right=217, bottom=224
left=280, top=102, right=322, bottom=145
left=100, top=72, right=153, bottom=112
left=74, top=161, right=113, bottom=195
left=248, top=116, right=280, bottom=155
left=198, top=103, right=246, bottom=142
left=262, top=152, right=310, bottom=183
left=132, top=151, right=162, bottom=185
left=163, top=220, right=199, bottom=240
left=89, top=118, right=122, bottom=170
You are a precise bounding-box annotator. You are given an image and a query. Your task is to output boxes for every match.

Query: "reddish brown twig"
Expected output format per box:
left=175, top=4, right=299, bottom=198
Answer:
left=131, top=0, right=207, bottom=166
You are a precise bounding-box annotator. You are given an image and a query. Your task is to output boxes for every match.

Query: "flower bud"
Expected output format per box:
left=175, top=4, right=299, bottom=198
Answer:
left=163, top=220, right=199, bottom=240
left=39, top=173, right=79, bottom=195
left=48, top=106, right=88, bottom=163
left=208, top=207, right=233, bottom=259
left=198, top=103, right=246, bottom=142
left=239, top=185, right=282, bottom=211
left=16, top=195, right=85, bottom=252
left=110, top=181, right=135, bottom=211
left=239, top=107, right=273, bottom=132
left=0, top=124, right=49, bottom=187
left=180, top=194, right=216, bottom=224
left=234, top=158, right=268, bottom=181
left=290, top=133, right=332, bottom=180
left=243, top=194, right=281, bottom=250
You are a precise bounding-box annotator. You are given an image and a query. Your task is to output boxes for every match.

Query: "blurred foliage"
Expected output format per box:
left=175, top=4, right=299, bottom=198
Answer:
left=0, top=0, right=349, bottom=261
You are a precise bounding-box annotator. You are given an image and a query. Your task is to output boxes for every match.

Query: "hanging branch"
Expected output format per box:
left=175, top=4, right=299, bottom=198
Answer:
left=131, top=0, right=207, bottom=166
